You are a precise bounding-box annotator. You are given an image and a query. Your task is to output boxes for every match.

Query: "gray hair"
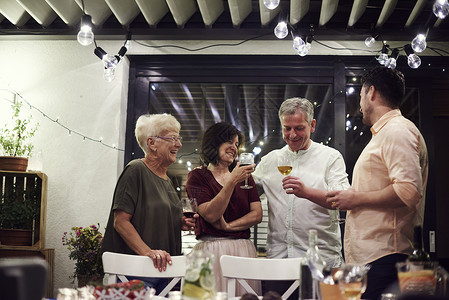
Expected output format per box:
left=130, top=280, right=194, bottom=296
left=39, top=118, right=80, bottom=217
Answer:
left=278, top=97, right=314, bottom=124
left=135, top=113, right=181, bottom=154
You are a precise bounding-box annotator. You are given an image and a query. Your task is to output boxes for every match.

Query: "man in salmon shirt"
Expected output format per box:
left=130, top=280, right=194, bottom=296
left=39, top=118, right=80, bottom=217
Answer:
left=326, top=66, right=428, bottom=300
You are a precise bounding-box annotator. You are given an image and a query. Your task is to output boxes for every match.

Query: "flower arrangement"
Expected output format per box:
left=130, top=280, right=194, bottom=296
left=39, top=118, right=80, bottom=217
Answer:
left=62, top=223, right=104, bottom=286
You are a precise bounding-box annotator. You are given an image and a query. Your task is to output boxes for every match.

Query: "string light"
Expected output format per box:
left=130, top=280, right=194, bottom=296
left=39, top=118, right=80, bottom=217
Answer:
left=274, top=21, right=288, bottom=39
left=77, top=14, right=94, bottom=46
left=4, top=88, right=123, bottom=151
left=411, top=33, right=427, bottom=53
left=376, top=44, right=389, bottom=65
left=263, top=0, right=280, bottom=10
left=385, top=48, right=399, bottom=69
left=433, top=0, right=449, bottom=19
left=404, top=44, right=421, bottom=69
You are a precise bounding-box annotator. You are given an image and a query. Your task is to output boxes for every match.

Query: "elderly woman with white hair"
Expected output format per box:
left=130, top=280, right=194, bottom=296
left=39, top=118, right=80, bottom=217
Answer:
left=102, top=113, right=196, bottom=293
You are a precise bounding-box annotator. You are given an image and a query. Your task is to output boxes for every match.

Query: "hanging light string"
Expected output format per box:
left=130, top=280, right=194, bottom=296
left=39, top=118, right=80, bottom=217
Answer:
left=363, top=0, right=448, bottom=69
left=3, top=87, right=123, bottom=151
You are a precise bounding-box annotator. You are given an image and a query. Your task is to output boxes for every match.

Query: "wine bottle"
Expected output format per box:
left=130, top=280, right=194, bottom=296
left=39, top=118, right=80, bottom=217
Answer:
left=408, top=225, right=430, bottom=262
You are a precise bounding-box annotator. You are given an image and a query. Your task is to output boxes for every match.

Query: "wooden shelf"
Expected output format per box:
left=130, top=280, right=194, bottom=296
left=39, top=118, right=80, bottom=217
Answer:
left=0, top=170, right=48, bottom=249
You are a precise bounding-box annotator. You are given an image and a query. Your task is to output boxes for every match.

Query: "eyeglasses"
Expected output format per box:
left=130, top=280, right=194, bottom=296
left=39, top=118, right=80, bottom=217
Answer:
left=153, top=136, right=183, bottom=143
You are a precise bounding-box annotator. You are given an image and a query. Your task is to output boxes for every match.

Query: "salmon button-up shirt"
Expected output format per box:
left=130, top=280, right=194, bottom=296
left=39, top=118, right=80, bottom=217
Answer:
left=345, top=109, right=428, bottom=265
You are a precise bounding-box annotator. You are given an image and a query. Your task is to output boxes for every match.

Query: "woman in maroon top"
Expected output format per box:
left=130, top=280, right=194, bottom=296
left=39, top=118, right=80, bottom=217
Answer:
left=186, top=122, right=263, bottom=295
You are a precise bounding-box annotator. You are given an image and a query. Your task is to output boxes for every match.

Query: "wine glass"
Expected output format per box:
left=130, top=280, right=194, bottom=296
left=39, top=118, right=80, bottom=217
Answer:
left=277, top=155, right=293, bottom=176
left=182, top=197, right=197, bottom=235
left=327, top=183, right=346, bottom=224
left=335, top=264, right=370, bottom=300
left=239, top=153, right=254, bottom=189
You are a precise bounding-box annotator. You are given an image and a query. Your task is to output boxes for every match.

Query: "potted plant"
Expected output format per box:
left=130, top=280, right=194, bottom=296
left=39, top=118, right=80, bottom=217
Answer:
left=0, top=182, right=41, bottom=246
left=0, top=99, right=39, bottom=171
left=62, top=224, right=105, bottom=287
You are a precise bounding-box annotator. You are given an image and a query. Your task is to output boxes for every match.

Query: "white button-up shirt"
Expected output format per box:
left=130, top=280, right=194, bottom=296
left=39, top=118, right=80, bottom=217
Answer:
left=253, top=141, right=349, bottom=267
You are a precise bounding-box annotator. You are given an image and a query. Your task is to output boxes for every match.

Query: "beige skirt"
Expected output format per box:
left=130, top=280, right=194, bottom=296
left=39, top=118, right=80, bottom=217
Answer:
left=193, top=237, right=262, bottom=296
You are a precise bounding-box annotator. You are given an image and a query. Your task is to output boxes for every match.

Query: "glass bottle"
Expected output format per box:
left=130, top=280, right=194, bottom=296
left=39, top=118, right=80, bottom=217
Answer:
left=408, top=225, right=430, bottom=262
left=306, top=229, right=327, bottom=280
left=305, top=229, right=327, bottom=299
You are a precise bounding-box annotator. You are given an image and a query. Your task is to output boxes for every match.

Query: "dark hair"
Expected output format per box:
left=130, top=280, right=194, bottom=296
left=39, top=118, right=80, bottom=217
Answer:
left=360, top=66, right=405, bottom=108
left=240, top=293, right=259, bottom=300
left=262, top=291, right=282, bottom=300
left=200, top=122, right=244, bottom=167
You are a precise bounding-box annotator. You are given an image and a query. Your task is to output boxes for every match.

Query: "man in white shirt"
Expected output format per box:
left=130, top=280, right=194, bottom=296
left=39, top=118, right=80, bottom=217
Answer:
left=253, top=97, right=349, bottom=266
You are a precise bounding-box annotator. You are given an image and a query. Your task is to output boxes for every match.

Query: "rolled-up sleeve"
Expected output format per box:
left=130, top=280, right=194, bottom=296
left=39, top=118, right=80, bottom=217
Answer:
left=381, top=123, right=423, bottom=207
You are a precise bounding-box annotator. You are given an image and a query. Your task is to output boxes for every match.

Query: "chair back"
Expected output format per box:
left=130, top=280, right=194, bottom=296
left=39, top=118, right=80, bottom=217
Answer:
left=102, top=251, right=186, bottom=297
left=0, top=257, right=48, bottom=300
left=220, top=255, right=302, bottom=299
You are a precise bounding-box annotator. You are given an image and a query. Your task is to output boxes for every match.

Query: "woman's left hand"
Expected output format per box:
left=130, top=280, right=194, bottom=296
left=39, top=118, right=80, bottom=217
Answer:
left=182, top=213, right=199, bottom=231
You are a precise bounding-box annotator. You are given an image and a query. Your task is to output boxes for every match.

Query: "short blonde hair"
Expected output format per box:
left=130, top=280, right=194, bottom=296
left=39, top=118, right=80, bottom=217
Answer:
left=135, top=113, right=181, bottom=153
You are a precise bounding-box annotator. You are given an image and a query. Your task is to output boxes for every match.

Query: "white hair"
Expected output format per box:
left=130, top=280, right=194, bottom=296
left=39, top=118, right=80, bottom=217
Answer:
left=278, top=97, right=314, bottom=125
left=134, top=113, right=181, bottom=153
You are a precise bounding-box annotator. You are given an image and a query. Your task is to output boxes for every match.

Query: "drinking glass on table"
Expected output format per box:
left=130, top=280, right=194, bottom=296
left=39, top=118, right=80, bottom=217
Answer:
left=335, top=264, right=370, bottom=300
left=327, top=183, right=346, bottom=224
left=182, top=197, right=197, bottom=235
left=239, top=152, right=254, bottom=189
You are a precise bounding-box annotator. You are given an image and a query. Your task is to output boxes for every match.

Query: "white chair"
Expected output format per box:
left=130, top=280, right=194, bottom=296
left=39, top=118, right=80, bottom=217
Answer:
left=220, top=255, right=303, bottom=299
left=102, top=251, right=186, bottom=297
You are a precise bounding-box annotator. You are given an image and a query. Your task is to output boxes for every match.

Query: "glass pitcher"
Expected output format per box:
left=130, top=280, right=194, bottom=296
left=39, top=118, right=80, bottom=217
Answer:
left=396, top=261, right=449, bottom=297
left=182, top=249, right=216, bottom=300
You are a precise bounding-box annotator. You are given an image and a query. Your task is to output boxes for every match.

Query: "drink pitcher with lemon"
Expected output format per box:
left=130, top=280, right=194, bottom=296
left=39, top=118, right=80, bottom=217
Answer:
left=182, top=249, right=216, bottom=300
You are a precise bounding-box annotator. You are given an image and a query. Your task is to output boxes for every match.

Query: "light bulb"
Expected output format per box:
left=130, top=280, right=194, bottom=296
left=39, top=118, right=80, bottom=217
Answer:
left=77, top=25, right=94, bottom=46
left=385, top=57, right=397, bottom=69
left=263, top=0, right=280, bottom=10
left=411, top=34, right=427, bottom=53
left=297, top=45, right=309, bottom=56
left=377, top=53, right=388, bottom=65
left=364, top=36, right=375, bottom=47
left=404, top=44, right=421, bottom=69
left=274, top=21, right=288, bottom=39
left=102, top=54, right=119, bottom=69
left=433, top=0, right=449, bottom=19
left=407, top=53, right=421, bottom=69
left=297, top=40, right=311, bottom=56
left=293, top=36, right=305, bottom=51
left=77, top=15, right=94, bottom=46
left=104, top=67, right=115, bottom=82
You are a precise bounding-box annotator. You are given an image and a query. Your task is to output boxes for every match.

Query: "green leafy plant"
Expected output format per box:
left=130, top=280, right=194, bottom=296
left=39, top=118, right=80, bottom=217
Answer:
left=0, top=100, right=38, bottom=157
left=62, top=224, right=104, bottom=284
left=0, top=184, right=41, bottom=230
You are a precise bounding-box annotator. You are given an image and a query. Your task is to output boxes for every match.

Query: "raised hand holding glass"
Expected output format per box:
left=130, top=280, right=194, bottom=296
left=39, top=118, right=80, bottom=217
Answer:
left=239, top=153, right=254, bottom=189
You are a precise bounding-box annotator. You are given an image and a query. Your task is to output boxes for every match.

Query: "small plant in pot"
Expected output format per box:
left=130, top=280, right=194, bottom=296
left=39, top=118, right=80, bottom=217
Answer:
left=0, top=183, right=41, bottom=246
left=0, top=99, right=39, bottom=171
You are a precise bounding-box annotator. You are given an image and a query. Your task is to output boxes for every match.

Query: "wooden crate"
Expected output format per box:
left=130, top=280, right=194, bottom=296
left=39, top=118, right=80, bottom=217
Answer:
left=0, top=247, right=55, bottom=298
left=0, top=170, right=48, bottom=249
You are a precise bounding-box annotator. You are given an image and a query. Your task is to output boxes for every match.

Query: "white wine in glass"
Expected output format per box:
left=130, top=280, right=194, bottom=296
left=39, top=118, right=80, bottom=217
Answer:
left=336, top=264, right=370, bottom=300
left=277, top=156, right=292, bottom=176
left=239, top=153, right=254, bottom=189
left=327, top=183, right=346, bottom=224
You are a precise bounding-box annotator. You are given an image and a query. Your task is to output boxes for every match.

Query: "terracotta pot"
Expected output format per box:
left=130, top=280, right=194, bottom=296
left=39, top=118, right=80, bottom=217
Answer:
left=0, top=228, right=33, bottom=246
left=0, top=156, right=28, bottom=172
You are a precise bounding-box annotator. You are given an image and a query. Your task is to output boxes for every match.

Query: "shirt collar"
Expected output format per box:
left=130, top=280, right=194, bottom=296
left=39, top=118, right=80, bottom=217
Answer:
left=284, top=141, right=314, bottom=156
left=370, top=109, right=402, bottom=135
